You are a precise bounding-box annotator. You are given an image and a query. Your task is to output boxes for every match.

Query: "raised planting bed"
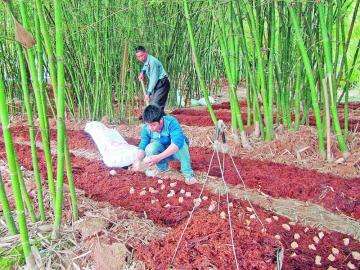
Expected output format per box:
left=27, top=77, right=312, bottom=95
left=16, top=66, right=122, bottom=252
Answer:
left=4, top=127, right=360, bottom=219
left=0, top=141, right=359, bottom=269
left=136, top=200, right=360, bottom=269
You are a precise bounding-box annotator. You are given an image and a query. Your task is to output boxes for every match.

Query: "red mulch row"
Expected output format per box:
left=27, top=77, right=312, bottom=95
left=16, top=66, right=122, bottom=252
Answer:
left=185, top=147, right=360, bottom=220
left=209, top=101, right=360, bottom=111
left=136, top=199, right=360, bottom=269
left=4, top=126, right=360, bottom=219
left=0, top=141, right=214, bottom=226
left=0, top=141, right=359, bottom=269
left=172, top=102, right=360, bottom=131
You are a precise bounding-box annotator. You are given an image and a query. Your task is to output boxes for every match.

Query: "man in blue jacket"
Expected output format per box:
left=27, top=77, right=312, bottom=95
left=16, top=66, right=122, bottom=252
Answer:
left=132, top=105, right=197, bottom=185
left=136, top=46, right=170, bottom=113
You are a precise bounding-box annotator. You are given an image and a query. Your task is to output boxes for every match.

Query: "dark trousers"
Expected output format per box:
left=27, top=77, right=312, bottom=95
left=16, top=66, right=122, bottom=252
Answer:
left=150, top=77, right=170, bottom=113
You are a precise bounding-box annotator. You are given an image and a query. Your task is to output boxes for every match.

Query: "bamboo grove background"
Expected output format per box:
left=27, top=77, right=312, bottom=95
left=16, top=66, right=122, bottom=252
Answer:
left=0, top=0, right=359, bottom=267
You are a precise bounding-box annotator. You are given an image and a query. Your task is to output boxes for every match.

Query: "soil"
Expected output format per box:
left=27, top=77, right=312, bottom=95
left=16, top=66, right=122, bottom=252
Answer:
left=1, top=140, right=359, bottom=269
left=5, top=126, right=359, bottom=220
left=1, top=120, right=360, bottom=269
left=172, top=102, right=360, bottom=132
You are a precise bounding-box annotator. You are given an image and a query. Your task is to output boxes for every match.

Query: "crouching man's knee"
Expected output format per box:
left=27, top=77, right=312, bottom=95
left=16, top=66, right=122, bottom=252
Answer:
left=144, top=142, right=164, bottom=156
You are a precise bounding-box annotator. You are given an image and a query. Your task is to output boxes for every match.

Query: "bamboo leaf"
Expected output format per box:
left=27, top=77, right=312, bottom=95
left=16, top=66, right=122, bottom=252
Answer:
left=14, top=19, right=36, bottom=49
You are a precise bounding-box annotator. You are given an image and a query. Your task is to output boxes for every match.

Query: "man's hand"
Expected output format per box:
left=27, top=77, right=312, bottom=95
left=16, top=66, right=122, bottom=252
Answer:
left=144, top=94, right=150, bottom=104
left=144, top=155, right=162, bottom=166
left=138, top=72, right=144, bottom=81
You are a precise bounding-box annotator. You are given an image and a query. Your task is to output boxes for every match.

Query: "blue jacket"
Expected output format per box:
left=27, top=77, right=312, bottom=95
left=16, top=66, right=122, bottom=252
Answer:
left=138, top=115, right=189, bottom=150
left=141, top=54, right=168, bottom=94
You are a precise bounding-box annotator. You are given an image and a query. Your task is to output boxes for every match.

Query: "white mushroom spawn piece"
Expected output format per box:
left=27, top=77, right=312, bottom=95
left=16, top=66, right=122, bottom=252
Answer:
left=304, top=227, right=309, bottom=233
left=109, top=169, right=116, bottom=176
left=328, top=254, right=335, bottom=262
left=208, top=201, right=217, bottom=212
left=148, top=187, right=158, bottom=194
left=178, top=197, right=184, bottom=204
left=272, top=215, right=279, bottom=221
left=185, top=192, right=192, bottom=197
left=308, top=244, right=316, bottom=251
left=193, top=198, right=202, bottom=208
left=151, top=199, right=158, bottom=204
left=250, top=214, right=256, bottom=219
left=160, top=184, right=165, bottom=190
left=315, top=256, right=322, bottom=266
left=352, top=251, right=360, bottom=261
left=318, top=231, right=325, bottom=239
left=282, top=224, right=291, bottom=231
left=327, top=266, right=337, bottom=270
left=313, top=236, right=320, bottom=244
left=180, top=189, right=185, bottom=194
left=265, top=218, right=272, bottom=223
left=164, top=203, right=171, bottom=208
left=139, top=190, right=147, bottom=196
left=202, top=196, right=208, bottom=201
left=291, top=242, right=298, bottom=249
left=167, top=190, right=175, bottom=198
left=170, top=182, right=177, bottom=188
left=275, top=235, right=281, bottom=240
left=294, top=233, right=300, bottom=240
left=129, top=187, right=135, bottom=194
left=331, top=248, right=339, bottom=255
left=347, top=261, right=356, bottom=270
left=343, top=238, right=350, bottom=246
left=220, top=211, right=226, bottom=219
left=246, top=207, right=253, bottom=212
left=157, top=179, right=163, bottom=184
left=327, top=254, right=336, bottom=262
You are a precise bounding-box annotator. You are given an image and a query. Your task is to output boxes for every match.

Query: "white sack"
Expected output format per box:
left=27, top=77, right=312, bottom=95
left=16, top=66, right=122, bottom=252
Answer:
left=84, top=121, right=140, bottom=167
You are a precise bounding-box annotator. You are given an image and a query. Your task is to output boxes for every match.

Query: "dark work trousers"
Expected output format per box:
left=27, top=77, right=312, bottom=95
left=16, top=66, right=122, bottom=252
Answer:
left=149, top=77, right=170, bottom=113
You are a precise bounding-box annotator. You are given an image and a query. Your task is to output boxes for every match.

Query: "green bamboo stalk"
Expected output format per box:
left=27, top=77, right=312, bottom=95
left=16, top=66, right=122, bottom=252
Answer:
left=52, top=0, right=67, bottom=239
left=265, top=3, right=276, bottom=141
left=17, top=45, right=46, bottom=221
left=16, top=164, right=37, bottom=222
left=35, top=0, right=58, bottom=95
left=17, top=0, right=56, bottom=203
left=0, top=72, right=35, bottom=268
left=0, top=171, right=18, bottom=235
left=182, top=0, right=217, bottom=125
left=286, top=1, right=325, bottom=156
left=294, top=62, right=302, bottom=130
left=64, top=134, right=78, bottom=221
left=209, top=0, right=249, bottom=147
left=318, top=2, right=348, bottom=155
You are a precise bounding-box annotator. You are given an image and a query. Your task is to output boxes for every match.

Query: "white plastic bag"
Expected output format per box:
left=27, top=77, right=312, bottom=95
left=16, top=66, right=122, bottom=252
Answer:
left=84, top=121, right=140, bottom=167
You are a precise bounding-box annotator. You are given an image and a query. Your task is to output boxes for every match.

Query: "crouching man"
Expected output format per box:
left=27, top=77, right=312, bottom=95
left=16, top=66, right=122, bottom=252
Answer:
left=132, top=105, right=197, bottom=185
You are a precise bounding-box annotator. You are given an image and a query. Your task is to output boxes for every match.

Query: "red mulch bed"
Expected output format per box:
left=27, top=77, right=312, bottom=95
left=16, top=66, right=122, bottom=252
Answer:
left=0, top=141, right=359, bottom=269
left=186, top=147, right=360, bottom=219
left=172, top=102, right=360, bottom=132
left=3, top=126, right=360, bottom=219
left=136, top=200, right=360, bottom=269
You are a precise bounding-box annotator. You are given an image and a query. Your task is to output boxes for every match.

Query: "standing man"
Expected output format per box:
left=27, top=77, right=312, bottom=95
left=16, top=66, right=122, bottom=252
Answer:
left=135, top=46, right=170, bottom=113
left=132, top=105, right=197, bottom=185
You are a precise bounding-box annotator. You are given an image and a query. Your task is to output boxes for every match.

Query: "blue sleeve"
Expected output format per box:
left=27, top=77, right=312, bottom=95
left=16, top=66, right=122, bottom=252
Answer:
left=138, top=126, right=150, bottom=151
left=168, top=118, right=185, bottom=149
left=147, top=59, right=160, bottom=94
left=141, top=64, right=146, bottom=75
